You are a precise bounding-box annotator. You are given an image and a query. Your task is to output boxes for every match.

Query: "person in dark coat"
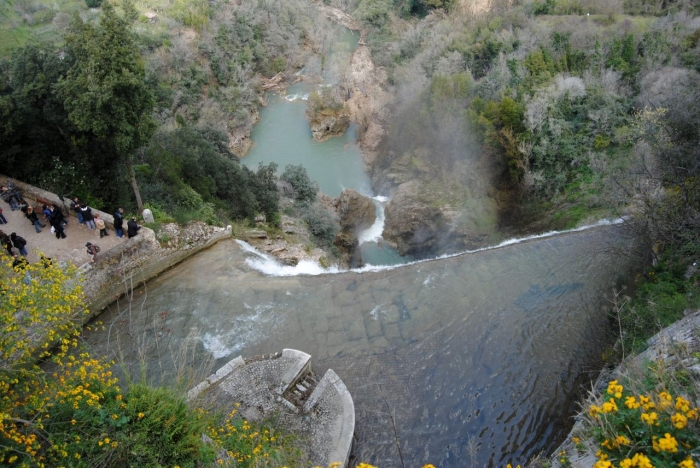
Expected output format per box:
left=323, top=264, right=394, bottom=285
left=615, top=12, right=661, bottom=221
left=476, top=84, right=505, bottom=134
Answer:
left=50, top=215, right=67, bottom=239
left=10, top=232, right=27, bottom=256
left=127, top=217, right=141, bottom=238
left=80, top=204, right=96, bottom=230
left=50, top=204, right=68, bottom=226
left=0, top=230, right=13, bottom=256
left=71, top=197, right=84, bottom=224
left=113, top=208, right=124, bottom=238
left=26, top=206, right=45, bottom=233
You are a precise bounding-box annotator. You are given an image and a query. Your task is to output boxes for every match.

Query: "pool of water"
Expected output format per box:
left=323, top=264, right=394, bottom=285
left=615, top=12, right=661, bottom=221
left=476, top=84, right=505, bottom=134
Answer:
left=242, top=88, right=371, bottom=199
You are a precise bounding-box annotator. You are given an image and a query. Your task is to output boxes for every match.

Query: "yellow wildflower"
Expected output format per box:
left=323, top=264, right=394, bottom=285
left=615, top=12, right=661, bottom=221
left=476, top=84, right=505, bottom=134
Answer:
left=607, top=380, right=624, bottom=399
left=659, top=391, right=673, bottom=410
left=676, top=396, right=691, bottom=412
left=633, top=453, right=653, bottom=468
left=671, top=412, right=688, bottom=429
left=595, top=460, right=613, bottom=468
left=602, top=398, right=618, bottom=413
left=658, top=433, right=678, bottom=453
left=625, top=396, right=640, bottom=409
left=641, top=411, right=658, bottom=425
left=679, top=456, right=695, bottom=468
left=640, top=395, right=655, bottom=411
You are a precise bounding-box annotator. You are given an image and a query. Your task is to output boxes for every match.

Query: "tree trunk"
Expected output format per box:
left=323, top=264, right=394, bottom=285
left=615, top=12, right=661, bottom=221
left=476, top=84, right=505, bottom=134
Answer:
left=126, top=159, right=143, bottom=212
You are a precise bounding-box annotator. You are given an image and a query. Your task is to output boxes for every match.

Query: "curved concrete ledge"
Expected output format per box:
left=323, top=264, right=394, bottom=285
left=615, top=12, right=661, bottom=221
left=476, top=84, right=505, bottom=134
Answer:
left=188, top=350, right=355, bottom=467
left=306, top=369, right=355, bottom=468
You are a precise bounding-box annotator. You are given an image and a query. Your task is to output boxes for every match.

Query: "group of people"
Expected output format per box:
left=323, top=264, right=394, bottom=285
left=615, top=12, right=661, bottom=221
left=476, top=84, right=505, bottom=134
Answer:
left=24, top=204, right=69, bottom=238
left=69, top=199, right=140, bottom=239
left=1, top=183, right=143, bottom=264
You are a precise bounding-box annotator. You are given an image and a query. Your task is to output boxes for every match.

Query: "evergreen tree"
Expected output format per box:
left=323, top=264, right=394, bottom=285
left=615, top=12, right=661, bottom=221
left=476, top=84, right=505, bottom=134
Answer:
left=57, top=1, right=155, bottom=210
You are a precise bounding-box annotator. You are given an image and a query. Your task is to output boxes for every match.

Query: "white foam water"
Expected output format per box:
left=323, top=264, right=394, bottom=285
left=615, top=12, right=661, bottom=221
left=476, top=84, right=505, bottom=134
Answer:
left=358, top=196, right=389, bottom=244
left=283, top=93, right=310, bottom=102
left=200, top=303, right=278, bottom=359
left=236, top=218, right=627, bottom=277
left=236, top=240, right=341, bottom=276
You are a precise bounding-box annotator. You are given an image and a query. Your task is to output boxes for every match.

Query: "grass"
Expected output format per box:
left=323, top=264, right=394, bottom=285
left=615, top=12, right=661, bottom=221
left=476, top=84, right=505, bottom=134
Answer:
left=0, top=0, right=88, bottom=55
left=0, top=0, right=193, bottom=57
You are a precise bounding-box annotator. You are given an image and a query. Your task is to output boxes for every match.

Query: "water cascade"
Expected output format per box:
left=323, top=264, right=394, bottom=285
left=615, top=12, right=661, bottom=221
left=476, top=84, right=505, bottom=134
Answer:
left=86, top=222, right=642, bottom=466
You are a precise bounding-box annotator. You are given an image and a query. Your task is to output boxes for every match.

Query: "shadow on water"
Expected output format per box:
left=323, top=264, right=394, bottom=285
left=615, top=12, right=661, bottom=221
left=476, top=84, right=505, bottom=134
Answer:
left=85, top=223, right=644, bottom=467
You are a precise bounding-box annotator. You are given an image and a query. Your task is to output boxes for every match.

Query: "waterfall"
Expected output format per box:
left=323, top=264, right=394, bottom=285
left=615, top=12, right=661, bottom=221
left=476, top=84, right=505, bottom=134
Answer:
left=357, top=195, right=389, bottom=244
left=238, top=217, right=627, bottom=277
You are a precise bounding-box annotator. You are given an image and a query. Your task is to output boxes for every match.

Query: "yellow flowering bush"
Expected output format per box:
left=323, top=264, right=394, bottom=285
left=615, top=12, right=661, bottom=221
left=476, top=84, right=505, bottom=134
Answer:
left=204, top=406, right=301, bottom=467
left=584, top=379, right=700, bottom=468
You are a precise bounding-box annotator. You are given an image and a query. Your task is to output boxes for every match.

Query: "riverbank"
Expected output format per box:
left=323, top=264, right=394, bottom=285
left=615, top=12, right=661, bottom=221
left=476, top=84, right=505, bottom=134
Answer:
left=548, top=310, right=700, bottom=468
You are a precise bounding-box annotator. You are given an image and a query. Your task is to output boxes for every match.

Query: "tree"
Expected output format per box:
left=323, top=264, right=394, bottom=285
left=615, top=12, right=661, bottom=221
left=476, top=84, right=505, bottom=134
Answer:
left=57, top=1, right=155, bottom=211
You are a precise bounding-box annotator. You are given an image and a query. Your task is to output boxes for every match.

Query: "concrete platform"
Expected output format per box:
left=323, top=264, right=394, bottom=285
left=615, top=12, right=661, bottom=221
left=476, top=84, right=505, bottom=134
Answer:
left=188, top=349, right=355, bottom=467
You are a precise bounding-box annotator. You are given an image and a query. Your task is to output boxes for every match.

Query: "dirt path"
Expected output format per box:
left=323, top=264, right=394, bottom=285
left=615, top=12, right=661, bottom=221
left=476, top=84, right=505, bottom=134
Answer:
left=1, top=203, right=125, bottom=267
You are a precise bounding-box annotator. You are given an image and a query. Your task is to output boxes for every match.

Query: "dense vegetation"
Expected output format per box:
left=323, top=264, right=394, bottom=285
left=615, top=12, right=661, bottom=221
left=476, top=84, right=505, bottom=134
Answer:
left=0, top=0, right=334, bottom=226
left=0, top=258, right=302, bottom=467
left=1, top=0, right=700, bottom=464
left=339, top=0, right=700, bottom=343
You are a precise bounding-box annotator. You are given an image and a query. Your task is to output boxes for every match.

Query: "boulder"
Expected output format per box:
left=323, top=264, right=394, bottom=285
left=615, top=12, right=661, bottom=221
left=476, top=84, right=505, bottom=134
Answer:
left=309, top=112, right=351, bottom=140
left=332, top=189, right=376, bottom=235
left=383, top=181, right=446, bottom=256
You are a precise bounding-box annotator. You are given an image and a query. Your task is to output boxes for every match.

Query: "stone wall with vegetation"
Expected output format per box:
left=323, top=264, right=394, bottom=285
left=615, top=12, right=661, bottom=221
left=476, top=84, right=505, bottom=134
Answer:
left=83, top=222, right=232, bottom=315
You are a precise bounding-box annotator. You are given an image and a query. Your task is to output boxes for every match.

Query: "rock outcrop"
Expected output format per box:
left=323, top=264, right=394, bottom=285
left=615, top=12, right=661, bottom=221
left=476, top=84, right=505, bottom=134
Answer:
left=382, top=180, right=497, bottom=256
left=307, top=108, right=351, bottom=140
left=243, top=215, right=328, bottom=266
left=324, top=190, right=375, bottom=265
left=332, top=189, right=376, bottom=234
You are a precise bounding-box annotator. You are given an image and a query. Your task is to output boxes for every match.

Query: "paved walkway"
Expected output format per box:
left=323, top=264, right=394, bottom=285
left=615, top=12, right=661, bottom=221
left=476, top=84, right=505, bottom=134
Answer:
left=1, top=202, right=125, bottom=267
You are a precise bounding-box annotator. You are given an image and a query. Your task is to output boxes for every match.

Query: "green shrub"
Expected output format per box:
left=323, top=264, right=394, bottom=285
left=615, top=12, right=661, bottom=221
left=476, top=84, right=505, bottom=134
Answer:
left=84, top=0, right=102, bottom=8
left=299, top=202, right=338, bottom=247
left=584, top=378, right=700, bottom=468
left=280, top=165, right=318, bottom=203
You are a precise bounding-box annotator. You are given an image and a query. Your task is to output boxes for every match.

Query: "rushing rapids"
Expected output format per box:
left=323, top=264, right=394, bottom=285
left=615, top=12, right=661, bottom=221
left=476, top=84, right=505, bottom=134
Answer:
left=86, top=221, right=642, bottom=467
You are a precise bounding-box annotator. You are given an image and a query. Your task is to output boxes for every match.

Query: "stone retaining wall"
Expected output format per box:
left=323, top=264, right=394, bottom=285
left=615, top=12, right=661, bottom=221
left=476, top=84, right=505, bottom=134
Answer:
left=82, top=224, right=231, bottom=314
left=2, top=175, right=117, bottom=228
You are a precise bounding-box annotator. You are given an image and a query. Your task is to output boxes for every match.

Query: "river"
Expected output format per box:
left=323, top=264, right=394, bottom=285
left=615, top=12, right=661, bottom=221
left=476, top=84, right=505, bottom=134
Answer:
left=85, top=221, right=642, bottom=467
left=240, top=27, right=406, bottom=267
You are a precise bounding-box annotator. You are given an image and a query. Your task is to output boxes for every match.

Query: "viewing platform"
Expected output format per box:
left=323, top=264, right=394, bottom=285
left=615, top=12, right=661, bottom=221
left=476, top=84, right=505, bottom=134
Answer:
left=187, top=349, right=355, bottom=467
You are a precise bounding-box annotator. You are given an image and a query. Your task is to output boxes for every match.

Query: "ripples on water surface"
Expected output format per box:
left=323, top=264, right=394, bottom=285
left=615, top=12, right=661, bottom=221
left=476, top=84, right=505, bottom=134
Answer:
left=86, top=224, right=641, bottom=467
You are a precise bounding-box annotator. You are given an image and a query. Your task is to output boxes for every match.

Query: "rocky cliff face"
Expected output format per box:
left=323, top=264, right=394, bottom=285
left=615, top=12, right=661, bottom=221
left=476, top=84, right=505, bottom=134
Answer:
left=343, top=43, right=501, bottom=257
